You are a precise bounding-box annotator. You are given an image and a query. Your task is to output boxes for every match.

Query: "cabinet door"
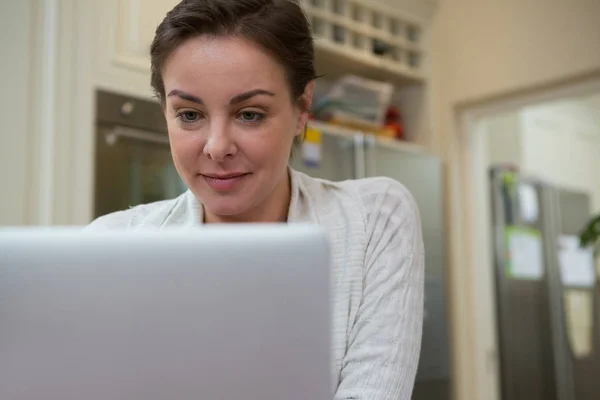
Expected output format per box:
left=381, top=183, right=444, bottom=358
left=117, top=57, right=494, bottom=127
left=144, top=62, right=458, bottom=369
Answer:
left=94, top=0, right=179, bottom=97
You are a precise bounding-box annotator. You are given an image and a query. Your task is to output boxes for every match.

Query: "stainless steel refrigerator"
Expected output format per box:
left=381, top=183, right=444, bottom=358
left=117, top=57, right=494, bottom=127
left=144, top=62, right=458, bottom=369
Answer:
left=490, top=166, right=600, bottom=400
left=290, top=123, right=451, bottom=400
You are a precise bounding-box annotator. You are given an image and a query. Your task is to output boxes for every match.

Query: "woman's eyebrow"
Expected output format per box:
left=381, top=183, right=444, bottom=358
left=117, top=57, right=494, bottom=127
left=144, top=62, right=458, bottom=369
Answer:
left=229, top=89, right=275, bottom=105
left=167, top=89, right=203, bottom=105
left=167, top=88, right=275, bottom=106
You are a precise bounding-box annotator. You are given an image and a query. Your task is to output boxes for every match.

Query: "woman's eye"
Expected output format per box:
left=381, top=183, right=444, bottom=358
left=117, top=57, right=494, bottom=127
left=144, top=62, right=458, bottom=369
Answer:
left=238, top=111, right=265, bottom=123
left=178, top=111, right=201, bottom=123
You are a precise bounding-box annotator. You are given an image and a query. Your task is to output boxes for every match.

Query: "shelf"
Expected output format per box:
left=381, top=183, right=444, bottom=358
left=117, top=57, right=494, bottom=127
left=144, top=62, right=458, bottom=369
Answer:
left=314, top=39, right=424, bottom=87
left=309, top=120, right=429, bottom=155
left=304, top=0, right=426, bottom=87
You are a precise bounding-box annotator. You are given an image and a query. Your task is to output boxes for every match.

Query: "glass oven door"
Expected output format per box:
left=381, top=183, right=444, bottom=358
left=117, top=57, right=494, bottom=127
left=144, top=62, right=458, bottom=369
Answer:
left=94, top=125, right=187, bottom=219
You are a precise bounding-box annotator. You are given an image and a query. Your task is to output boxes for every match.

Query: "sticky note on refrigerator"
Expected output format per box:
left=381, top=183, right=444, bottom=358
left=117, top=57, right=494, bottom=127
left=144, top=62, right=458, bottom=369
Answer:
left=505, top=226, right=544, bottom=280
left=518, top=183, right=539, bottom=223
left=302, top=126, right=322, bottom=168
left=558, top=235, right=596, bottom=288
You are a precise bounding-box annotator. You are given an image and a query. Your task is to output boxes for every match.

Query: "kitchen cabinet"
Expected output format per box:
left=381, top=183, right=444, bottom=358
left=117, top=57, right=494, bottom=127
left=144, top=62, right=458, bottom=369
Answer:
left=93, top=0, right=180, bottom=98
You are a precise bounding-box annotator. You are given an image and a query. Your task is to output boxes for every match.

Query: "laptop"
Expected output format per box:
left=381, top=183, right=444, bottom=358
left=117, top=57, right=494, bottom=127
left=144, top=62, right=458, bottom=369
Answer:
left=0, top=225, right=331, bottom=400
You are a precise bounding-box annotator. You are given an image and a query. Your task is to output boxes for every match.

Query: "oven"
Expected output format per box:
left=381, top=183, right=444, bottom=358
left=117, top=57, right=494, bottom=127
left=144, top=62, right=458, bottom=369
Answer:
left=94, top=90, right=187, bottom=220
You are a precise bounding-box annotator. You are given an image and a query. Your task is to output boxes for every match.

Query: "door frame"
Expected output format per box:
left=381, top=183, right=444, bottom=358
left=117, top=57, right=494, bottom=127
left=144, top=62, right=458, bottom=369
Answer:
left=454, top=71, right=600, bottom=400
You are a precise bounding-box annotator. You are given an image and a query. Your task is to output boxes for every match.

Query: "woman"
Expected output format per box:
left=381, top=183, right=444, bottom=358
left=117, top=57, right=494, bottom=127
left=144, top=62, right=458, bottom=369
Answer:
left=89, top=0, right=424, bottom=398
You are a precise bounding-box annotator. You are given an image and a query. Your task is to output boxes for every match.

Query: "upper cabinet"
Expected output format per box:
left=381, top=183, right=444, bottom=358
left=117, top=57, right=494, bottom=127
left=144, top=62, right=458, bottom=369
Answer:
left=112, top=0, right=180, bottom=70
left=94, top=0, right=180, bottom=98
left=93, top=0, right=437, bottom=98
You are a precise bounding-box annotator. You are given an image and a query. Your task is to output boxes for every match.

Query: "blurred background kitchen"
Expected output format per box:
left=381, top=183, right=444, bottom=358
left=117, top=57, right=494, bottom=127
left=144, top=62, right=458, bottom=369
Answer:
left=2, top=0, right=600, bottom=399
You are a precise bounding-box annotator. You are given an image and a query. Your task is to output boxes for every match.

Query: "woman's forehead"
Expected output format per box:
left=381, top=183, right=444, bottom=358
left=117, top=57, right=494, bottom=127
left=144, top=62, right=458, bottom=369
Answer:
left=163, top=35, right=287, bottom=99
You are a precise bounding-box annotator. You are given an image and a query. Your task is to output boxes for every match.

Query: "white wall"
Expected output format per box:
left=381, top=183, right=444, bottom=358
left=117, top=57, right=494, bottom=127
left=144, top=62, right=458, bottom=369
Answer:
left=521, top=105, right=600, bottom=214
left=431, top=0, right=600, bottom=109
left=0, top=1, right=33, bottom=225
left=484, top=112, right=523, bottom=167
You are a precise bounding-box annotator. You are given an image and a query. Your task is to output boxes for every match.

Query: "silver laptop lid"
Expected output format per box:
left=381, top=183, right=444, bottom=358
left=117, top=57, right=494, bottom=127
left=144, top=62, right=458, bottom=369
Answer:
left=0, top=225, right=331, bottom=400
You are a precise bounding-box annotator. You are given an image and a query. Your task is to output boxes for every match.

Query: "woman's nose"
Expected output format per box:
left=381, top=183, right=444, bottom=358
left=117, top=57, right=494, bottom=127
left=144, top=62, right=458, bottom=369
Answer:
left=203, top=122, right=237, bottom=161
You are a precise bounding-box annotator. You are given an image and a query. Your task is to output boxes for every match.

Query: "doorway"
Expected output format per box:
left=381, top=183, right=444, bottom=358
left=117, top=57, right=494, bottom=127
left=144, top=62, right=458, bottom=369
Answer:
left=458, top=76, right=600, bottom=400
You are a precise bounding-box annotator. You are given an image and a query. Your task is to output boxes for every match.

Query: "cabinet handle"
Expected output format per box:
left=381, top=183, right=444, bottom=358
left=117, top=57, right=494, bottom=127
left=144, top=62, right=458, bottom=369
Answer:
left=364, top=134, right=377, bottom=177
left=353, top=133, right=366, bottom=179
left=105, top=126, right=170, bottom=146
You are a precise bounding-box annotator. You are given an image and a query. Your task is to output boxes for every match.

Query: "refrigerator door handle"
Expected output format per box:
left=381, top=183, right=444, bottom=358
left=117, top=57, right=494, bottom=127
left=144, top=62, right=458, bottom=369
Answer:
left=364, top=134, right=377, bottom=177
left=352, top=133, right=366, bottom=180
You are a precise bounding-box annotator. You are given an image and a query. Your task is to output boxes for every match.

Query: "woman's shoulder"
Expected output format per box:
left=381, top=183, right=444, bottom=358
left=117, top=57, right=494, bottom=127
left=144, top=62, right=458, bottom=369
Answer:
left=85, top=191, right=191, bottom=230
left=352, top=176, right=421, bottom=223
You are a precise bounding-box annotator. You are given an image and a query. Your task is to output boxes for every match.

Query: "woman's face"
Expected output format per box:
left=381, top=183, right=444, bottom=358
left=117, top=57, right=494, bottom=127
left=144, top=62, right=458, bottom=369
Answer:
left=162, top=35, right=312, bottom=221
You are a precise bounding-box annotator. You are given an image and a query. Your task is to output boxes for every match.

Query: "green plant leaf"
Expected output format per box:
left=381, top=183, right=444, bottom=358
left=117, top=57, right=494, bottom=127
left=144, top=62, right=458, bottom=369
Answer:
left=579, top=213, right=600, bottom=248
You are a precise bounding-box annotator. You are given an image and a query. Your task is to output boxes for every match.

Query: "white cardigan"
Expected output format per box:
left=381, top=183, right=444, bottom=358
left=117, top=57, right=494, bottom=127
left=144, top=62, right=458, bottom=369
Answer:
left=89, top=168, right=425, bottom=399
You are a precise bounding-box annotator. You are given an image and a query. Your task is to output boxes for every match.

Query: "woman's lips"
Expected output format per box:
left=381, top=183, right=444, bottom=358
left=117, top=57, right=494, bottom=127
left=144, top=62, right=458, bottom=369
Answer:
left=200, top=173, right=250, bottom=192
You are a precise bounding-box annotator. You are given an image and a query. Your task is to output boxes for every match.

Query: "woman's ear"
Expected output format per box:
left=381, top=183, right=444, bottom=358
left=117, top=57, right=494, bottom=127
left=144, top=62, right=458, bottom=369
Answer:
left=296, top=80, right=315, bottom=135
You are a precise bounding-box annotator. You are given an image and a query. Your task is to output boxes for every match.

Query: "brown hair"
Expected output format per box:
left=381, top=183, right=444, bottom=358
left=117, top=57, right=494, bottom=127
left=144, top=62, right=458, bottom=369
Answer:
left=150, top=0, right=316, bottom=110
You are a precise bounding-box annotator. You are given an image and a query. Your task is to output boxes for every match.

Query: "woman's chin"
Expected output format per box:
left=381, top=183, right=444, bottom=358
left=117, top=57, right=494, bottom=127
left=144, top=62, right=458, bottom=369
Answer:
left=189, top=185, right=247, bottom=216
left=202, top=199, right=249, bottom=220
